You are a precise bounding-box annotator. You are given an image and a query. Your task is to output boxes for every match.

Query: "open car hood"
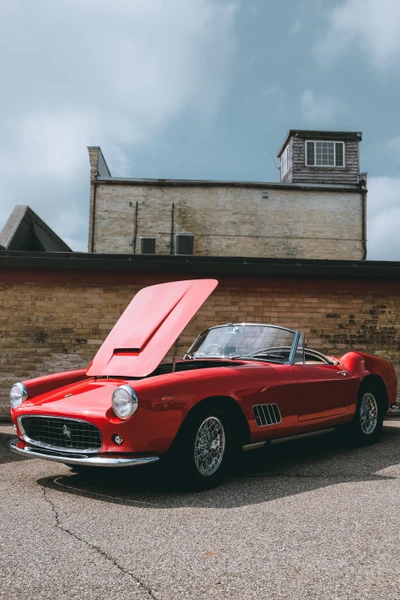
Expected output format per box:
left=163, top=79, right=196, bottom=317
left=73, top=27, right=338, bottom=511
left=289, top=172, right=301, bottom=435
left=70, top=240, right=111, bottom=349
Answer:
left=86, top=279, right=218, bottom=378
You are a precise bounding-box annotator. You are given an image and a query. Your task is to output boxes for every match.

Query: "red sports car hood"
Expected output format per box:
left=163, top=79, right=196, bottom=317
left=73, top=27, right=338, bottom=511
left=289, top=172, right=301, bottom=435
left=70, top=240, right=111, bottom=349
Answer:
left=86, top=279, right=218, bottom=378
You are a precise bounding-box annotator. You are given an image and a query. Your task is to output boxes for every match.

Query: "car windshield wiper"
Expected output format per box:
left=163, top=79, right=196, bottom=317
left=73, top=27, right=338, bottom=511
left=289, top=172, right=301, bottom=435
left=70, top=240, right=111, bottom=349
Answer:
left=236, top=353, right=285, bottom=362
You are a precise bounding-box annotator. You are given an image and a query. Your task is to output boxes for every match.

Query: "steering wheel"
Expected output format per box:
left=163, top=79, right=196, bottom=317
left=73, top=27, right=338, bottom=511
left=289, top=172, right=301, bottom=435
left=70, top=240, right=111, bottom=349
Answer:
left=201, top=344, right=222, bottom=356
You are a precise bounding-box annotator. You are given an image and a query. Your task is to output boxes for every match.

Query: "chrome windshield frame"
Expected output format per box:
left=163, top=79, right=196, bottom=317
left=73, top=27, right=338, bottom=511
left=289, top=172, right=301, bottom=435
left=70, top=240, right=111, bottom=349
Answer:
left=288, top=331, right=301, bottom=365
left=185, top=323, right=304, bottom=365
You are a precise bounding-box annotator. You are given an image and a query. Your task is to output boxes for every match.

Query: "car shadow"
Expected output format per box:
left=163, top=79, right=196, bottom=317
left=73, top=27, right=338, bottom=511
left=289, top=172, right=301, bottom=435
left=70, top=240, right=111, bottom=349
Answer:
left=37, top=423, right=400, bottom=509
left=0, top=430, right=30, bottom=464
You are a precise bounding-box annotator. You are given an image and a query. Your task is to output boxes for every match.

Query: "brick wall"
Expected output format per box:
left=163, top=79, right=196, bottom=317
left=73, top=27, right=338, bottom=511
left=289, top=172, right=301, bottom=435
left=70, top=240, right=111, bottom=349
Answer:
left=91, top=181, right=364, bottom=260
left=1, top=272, right=399, bottom=418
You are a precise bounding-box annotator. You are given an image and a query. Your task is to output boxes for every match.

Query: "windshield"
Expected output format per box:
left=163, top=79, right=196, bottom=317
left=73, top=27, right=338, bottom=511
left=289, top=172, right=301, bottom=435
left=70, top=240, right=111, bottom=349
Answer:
left=186, top=324, right=302, bottom=364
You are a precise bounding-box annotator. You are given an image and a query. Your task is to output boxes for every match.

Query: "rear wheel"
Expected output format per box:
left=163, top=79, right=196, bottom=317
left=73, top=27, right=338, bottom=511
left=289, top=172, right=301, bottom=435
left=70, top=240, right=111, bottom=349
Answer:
left=346, top=384, right=385, bottom=446
left=171, top=405, right=233, bottom=490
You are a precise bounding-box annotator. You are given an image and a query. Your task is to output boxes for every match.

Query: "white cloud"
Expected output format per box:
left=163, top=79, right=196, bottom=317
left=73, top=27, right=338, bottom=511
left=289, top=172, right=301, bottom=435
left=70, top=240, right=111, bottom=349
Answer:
left=15, top=112, right=97, bottom=180
left=300, top=89, right=345, bottom=125
left=367, top=177, right=400, bottom=260
left=0, top=0, right=239, bottom=250
left=314, top=0, right=400, bottom=69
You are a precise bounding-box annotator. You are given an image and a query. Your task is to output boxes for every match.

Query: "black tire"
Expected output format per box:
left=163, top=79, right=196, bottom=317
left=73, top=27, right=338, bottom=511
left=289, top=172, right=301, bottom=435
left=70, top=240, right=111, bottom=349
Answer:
left=345, top=383, right=385, bottom=446
left=170, top=404, right=233, bottom=490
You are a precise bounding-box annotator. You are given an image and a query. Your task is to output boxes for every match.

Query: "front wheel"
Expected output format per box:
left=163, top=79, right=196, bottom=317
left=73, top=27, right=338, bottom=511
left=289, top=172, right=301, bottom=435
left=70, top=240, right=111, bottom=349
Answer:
left=172, top=405, right=233, bottom=490
left=346, top=385, right=385, bottom=446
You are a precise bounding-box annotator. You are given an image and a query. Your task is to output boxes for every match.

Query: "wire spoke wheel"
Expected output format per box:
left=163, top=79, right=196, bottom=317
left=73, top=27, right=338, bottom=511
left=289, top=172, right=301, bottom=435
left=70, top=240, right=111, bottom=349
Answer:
left=194, top=416, right=226, bottom=477
left=359, top=392, right=379, bottom=435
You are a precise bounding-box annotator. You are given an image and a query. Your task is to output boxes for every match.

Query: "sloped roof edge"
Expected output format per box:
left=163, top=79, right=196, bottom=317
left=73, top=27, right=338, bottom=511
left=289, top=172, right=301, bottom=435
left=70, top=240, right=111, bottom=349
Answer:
left=0, top=205, right=72, bottom=252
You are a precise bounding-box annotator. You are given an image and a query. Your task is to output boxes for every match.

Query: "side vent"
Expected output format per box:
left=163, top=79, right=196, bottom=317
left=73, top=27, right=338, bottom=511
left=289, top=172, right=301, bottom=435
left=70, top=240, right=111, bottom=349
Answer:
left=253, top=404, right=282, bottom=427
left=175, top=233, right=194, bottom=255
left=140, top=237, right=156, bottom=254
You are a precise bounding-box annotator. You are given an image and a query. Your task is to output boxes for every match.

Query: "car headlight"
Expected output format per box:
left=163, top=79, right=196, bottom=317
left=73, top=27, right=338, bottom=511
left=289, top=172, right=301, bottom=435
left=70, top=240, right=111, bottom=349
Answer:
left=112, top=385, right=139, bottom=420
left=10, top=382, right=28, bottom=409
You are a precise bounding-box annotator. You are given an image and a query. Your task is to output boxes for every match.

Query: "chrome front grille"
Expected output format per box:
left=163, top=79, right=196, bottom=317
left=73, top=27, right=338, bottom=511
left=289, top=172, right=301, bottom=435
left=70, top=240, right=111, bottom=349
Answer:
left=253, top=404, right=282, bottom=427
left=19, top=416, right=102, bottom=453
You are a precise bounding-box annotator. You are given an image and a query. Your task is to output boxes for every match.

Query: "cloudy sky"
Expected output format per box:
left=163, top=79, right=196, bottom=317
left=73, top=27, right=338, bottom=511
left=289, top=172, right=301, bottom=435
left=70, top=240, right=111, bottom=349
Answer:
left=1, top=0, right=400, bottom=259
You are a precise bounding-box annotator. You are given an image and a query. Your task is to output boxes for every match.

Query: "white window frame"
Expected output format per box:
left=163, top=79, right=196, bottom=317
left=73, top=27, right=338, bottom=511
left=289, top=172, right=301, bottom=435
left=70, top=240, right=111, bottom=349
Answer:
left=281, top=145, right=289, bottom=178
left=305, top=140, right=345, bottom=168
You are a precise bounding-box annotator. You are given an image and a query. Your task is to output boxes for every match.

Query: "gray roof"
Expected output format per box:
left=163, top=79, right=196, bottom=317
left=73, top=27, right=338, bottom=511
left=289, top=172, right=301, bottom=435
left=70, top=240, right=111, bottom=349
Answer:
left=0, top=205, right=72, bottom=252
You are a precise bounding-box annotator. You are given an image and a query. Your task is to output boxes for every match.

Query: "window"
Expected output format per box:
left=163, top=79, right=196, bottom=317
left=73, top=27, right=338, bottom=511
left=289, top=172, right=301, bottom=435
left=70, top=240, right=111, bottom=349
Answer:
left=281, top=146, right=289, bottom=178
left=305, top=141, right=345, bottom=167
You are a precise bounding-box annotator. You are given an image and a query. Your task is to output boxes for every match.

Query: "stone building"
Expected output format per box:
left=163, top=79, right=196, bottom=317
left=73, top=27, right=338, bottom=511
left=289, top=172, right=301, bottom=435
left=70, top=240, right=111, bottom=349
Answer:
left=88, top=129, right=366, bottom=260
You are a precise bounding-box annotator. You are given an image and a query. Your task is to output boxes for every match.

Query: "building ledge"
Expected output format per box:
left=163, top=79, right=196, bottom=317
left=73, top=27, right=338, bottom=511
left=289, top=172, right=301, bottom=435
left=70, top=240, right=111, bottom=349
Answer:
left=94, top=176, right=363, bottom=193
left=0, top=251, right=399, bottom=280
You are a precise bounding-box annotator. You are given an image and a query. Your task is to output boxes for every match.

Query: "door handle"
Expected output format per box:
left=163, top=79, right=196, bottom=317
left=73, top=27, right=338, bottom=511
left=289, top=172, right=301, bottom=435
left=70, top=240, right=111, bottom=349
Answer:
left=337, top=370, right=348, bottom=377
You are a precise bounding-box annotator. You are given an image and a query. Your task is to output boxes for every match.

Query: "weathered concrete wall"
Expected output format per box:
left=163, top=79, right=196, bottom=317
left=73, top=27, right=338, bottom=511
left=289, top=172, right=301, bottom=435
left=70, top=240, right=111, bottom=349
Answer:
left=1, top=275, right=399, bottom=418
left=91, top=182, right=364, bottom=260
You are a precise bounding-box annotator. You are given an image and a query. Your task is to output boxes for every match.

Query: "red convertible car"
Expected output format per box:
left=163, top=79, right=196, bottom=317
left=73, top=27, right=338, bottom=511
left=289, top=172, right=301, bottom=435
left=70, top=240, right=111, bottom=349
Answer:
left=9, top=279, right=397, bottom=489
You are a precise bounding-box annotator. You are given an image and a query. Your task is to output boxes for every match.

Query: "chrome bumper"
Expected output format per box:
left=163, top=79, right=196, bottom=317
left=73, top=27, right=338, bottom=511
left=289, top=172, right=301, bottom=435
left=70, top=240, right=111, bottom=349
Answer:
left=9, top=438, right=159, bottom=467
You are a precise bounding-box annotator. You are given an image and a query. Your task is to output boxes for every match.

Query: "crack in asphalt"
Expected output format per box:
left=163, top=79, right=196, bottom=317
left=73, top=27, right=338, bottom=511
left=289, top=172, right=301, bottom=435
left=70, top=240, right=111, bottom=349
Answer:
left=41, top=486, right=161, bottom=600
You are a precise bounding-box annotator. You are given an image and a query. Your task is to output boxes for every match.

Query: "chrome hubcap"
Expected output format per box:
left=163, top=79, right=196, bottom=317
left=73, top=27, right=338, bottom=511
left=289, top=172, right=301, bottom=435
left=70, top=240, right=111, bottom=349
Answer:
left=359, top=392, right=378, bottom=435
left=194, top=416, right=226, bottom=477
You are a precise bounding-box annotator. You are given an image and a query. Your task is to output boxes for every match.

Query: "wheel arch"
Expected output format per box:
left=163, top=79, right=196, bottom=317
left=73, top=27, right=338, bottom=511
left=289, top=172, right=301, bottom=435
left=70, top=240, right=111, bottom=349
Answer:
left=183, top=396, right=251, bottom=446
left=360, top=374, right=389, bottom=412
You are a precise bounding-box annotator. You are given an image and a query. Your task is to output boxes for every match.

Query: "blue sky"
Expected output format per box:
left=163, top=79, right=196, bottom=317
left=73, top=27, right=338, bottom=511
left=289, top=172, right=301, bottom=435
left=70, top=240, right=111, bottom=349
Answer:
left=1, top=0, right=400, bottom=259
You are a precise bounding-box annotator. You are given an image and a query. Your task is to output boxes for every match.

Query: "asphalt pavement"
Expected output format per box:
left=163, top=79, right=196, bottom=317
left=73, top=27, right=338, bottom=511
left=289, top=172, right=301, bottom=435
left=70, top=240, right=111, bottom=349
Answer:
left=1, top=420, right=400, bottom=600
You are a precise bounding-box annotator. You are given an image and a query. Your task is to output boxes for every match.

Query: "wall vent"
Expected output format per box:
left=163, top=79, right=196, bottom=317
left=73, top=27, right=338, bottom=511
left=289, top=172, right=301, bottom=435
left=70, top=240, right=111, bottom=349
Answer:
left=253, top=404, right=282, bottom=427
left=175, top=233, right=194, bottom=255
left=140, top=237, right=156, bottom=254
